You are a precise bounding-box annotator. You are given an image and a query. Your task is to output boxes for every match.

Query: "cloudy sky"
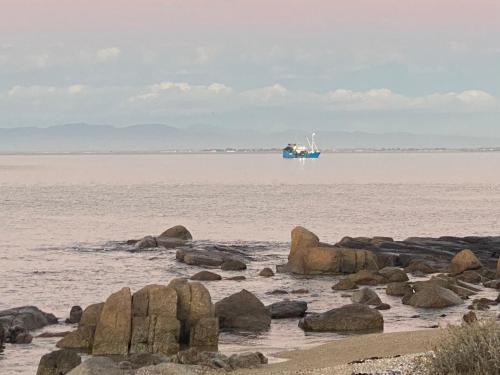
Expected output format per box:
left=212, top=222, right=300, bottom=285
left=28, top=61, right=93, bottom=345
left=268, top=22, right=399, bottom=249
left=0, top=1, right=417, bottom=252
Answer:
left=1, top=0, right=500, bottom=135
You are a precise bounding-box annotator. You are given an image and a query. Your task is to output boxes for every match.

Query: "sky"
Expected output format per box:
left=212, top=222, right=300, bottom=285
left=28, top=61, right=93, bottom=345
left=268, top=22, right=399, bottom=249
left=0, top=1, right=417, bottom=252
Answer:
left=1, top=0, right=500, bottom=136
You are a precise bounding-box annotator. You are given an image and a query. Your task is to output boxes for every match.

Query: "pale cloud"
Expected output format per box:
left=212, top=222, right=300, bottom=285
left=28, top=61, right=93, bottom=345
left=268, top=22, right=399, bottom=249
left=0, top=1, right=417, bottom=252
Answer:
left=95, top=47, right=121, bottom=62
left=7, top=84, right=87, bottom=98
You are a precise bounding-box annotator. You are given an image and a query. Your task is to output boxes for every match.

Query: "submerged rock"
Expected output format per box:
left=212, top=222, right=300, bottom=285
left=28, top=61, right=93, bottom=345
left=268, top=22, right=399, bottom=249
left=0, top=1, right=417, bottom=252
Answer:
left=134, top=225, right=192, bottom=250
left=267, top=301, right=308, bottom=319
left=215, top=290, right=271, bottom=331
left=0, top=306, right=57, bottom=344
left=36, top=350, right=81, bottom=375
left=190, top=271, right=222, bottom=281
left=298, top=304, right=383, bottom=332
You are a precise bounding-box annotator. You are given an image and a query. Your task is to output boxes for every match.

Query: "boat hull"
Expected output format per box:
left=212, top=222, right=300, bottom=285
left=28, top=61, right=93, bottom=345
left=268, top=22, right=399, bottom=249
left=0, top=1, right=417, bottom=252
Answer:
left=282, top=151, right=321, bottom=159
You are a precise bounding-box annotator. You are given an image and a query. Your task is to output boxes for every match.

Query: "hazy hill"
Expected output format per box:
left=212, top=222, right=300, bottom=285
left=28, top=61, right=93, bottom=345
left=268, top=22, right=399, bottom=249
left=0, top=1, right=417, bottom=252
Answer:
left=1, top=123, right=499, bottom=152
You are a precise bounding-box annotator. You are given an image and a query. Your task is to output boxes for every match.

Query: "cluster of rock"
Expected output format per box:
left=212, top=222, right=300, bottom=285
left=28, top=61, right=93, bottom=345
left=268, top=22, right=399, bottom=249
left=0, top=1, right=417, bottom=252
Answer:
left=0, top=306, right=57, bottom=344
left=131, top=225, right=193, bottom=250
left=58, top=279, right=218, bottom=355
left=177, top=248, right=247, bottom=270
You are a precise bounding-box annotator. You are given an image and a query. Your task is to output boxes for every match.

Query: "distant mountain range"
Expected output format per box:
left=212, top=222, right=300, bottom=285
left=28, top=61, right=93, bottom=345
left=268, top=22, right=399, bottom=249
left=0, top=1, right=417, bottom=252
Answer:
left=1, top=123, right=500, bottom=152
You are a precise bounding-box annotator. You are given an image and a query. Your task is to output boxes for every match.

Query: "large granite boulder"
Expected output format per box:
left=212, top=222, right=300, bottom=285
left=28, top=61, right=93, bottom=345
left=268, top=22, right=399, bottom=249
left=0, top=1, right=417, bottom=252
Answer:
left=286, top=227, right=378, bottom=275
left=351, top=288, right=382, bottom=306
left=404, top=285, right=463, bottom=308
left=449, top=249, right=482, bottom=275
left=267, top=301, right=308, bottom=319
left=57, top=303, right=104, bottom=351
left=298, top=304, right=383, bottom=332
left=93, top=287, right=132, bottom=355
left=60, top=280, right=218, bottom=357
left=36, top=350, right=82, bottom=375
left=215, top=290, right=271, bottom=331
left=130, top=284, right=180, bottom=355
left=290, top=226, right=320, bottom=260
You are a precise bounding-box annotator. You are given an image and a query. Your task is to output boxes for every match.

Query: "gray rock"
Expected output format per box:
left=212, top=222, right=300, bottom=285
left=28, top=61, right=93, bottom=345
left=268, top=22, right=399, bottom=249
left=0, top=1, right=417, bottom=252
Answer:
left=267, top=301, right=308, bottom=319
left=135, top=362, right=207, bottom=375
left=351, top=287, right=382, bottom=306
left=135, top=236, right=158, bottom=250
left=347, top=270, right=387, bottom=285
left=228, top=352, right=268, bottom=369
left=215, top=290, right=270, bottom=331
left=298, top=304, right=383, bottom=332
left=66, top=306, right=83, bottom=324
left=159, top=225, right=192, bottom=241
left=484, top=279, right=500, bottom=289
left=332, top=278, right=358, bottom=290
left=404, top=285, right=463, bottom=308
left=386, top=282, right=411, bottom=296
left=221, top=259, right=247, bottom=271
left=0, top=306, right=57, bottom=337
left=36, top=350, right=81, bottom=375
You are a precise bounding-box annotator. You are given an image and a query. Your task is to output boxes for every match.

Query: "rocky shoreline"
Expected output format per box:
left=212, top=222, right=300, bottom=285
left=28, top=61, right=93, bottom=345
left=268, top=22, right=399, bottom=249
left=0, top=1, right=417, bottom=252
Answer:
left=1, top=225, right=499, bottom=375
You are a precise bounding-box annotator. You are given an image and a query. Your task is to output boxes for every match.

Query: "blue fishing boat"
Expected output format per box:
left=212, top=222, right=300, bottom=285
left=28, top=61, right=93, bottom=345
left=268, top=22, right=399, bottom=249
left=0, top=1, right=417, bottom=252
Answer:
left=282, top=133, right=320, bottom=159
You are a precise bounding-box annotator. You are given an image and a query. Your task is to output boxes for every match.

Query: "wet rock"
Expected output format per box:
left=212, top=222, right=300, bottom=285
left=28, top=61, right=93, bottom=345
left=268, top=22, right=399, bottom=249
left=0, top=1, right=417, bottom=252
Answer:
left=291, top=289, right=309, bottom=294
left=258, top=268, right=274, bottom=277
left=449, top=249, right=482, bottom=275
left=386, top=282, right=411, bottom=296
left=135, top=235, right=158, bottom=250
left=463, top=311, right=478, bottom=324
left=456, top=270, right=483, bottom=284
left=267, top=301, right=308, bottom=319
left=467, top=297, right=497, bottom=311
left=181, top=251, right=224, bottom=267
left=36, top=349, right=81, bottom=375
left=377, top=267, right=409, bottom=282
left=351, top=288, right=382, bottom=306
left=57, top=303, right=104, bottom=351
left=215, top=290, right=271, bottom=331
left=127, top=352, right=168, bottom=369
left=0, top=306, right=58, bottom=337
left=66, top=306, right=83, bottom=324
left=7, top=326, right=33, bottom=344
left=404, top=285, right=463, bottom=308
left=67, top=357, right=125, bottom=375
left=404, top=260, right=437, bottom=274
left=298, top=304, right=383, bottom=333
left=497, top=257, right=500, bottom=277
left=93, top=287, right=132, bottom=355
left=226, top=276, right=246, bottom=281
left=375, top=303, right=391, bottom=310
left=0, top=325, right=4, bottom=347
left=483, top=279, right=500, bottom=289
left=221, top=259, right=247, bottom=271
left=347, top=270, right=387, bottom=286
left=266, top=289, right=288, bottom=295
left=135, top=362, right=206, bottom=374
left=190, top=271, right=222, bottom=281
left=159, top=225, right=192, bottom=241
left=332, top=278, right=358, bottom=290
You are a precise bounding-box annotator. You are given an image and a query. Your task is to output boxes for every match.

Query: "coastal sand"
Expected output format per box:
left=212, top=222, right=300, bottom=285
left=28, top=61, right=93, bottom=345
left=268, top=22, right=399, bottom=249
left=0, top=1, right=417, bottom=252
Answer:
left=233, top=329, right=442, bottom=374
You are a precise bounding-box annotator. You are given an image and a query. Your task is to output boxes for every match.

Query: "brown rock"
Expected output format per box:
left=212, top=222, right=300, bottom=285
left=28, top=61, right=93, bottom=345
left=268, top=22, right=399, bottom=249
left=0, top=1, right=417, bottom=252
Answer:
left=298, top=304, right=383, bottom=332
left=404, top=260, right=437, bottom=274
left=190, top=271, right=222, bottom=281
left=221, top=259, right=247, bottom=271
left=463, top=311, right=477, bottom=324
left=332, top=278, right=358, bottom=290
left=386, top=282, right=411, bottom=296
left=56, top=303, right=104, bottom=351
left=347, top=270, right=387, bottom=285
left=93, top=287, right=132, bottom=355
left=215, top=290, right=271, bottom=331
left=159, top=225, right=192, bottom=240
left=449, top=249, right=482, bottom=275
left=404, top=285, right=463, bottom=308
left=351, top=288, right=382, bottom=306
left=290, top=226, right=320, bottom=260
left=378, top=267, right=409, bottom=282
left=258, top=268, right=274, bottom=277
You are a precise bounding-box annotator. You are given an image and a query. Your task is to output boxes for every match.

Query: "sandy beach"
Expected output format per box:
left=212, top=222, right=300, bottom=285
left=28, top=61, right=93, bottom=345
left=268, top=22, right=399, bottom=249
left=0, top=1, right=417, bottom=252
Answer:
left=234, top=329, right=442, bottom=374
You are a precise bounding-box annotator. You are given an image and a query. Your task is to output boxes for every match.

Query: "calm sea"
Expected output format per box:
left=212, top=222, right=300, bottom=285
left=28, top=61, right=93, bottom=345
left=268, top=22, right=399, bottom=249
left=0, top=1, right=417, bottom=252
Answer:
left=1, top=152, right=500, bottom=374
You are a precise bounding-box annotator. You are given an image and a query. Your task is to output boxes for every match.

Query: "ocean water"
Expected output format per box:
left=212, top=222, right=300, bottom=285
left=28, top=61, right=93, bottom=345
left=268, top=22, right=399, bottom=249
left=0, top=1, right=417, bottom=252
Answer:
left=1, top=152, right=500, bottom=374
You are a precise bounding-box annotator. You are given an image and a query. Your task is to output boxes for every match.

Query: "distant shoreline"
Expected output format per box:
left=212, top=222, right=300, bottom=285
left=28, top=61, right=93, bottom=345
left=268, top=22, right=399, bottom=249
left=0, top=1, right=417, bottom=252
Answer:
left=2, top=148, right=500, bottom=156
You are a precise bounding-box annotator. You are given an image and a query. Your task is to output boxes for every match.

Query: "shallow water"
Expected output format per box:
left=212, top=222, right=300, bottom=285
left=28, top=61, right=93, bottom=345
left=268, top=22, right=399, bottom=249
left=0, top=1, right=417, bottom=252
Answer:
left=1, top=153, right=500, bottom=374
